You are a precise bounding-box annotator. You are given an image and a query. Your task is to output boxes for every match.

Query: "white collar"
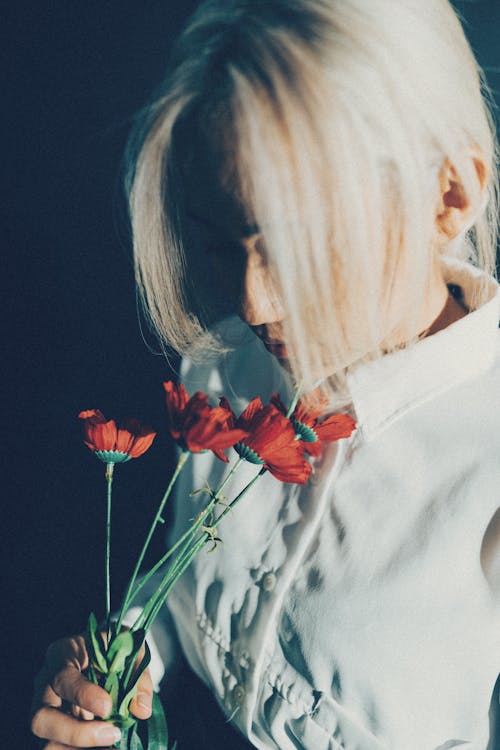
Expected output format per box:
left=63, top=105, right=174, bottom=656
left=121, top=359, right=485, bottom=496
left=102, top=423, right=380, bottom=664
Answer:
left=346, top=258, right=500, bottom=441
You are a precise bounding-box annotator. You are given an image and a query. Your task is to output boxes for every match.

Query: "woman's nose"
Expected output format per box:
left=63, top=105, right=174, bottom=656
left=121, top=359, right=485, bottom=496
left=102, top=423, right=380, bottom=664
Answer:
left=239, top=238, right=284, bottom=326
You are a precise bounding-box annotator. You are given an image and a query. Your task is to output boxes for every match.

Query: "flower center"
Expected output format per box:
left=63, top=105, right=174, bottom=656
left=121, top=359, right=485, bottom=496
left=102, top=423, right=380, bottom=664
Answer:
left=292, top=420, right=318, bottom=443
left=94, top=449, right=132, bottom=464
left=234, top=442, right=265, bottom=464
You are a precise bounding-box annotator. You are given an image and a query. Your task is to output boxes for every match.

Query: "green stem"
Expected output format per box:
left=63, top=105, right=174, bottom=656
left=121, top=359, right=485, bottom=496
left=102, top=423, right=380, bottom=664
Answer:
left=142, top=534, right=207, bottom=633
left=130, top=457, right=244, bottom=631
left=127, top=522, right=197, bottom=602
left=127, top=384, right=303, bottom=636
left=126, top=498, right=213, bottom=607
left=105, top=463, right=114, bottom=640
left=131, top=524, right=202, bottom=632
left=116, top=451, right=189, bottom=633
left=139, top=463, right=265, bottom=634
left=213, top=466, right=266, bottom=525
left=286, top=381, right=303, bottom=418
left=126, top=456, right=243, bottom=609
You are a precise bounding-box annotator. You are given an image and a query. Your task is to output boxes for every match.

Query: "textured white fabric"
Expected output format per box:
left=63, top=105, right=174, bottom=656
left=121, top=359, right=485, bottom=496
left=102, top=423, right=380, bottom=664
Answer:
left=146, top=258, right=500, bottom=749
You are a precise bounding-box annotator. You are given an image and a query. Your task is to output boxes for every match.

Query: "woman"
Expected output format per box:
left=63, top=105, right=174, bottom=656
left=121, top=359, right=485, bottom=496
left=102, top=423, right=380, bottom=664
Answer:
left=32, top=1, right=500, bottom=748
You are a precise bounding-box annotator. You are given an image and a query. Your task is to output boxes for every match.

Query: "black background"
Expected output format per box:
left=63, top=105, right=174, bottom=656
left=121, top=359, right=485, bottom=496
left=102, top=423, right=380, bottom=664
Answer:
left=3, top=2, right=499, bottom=748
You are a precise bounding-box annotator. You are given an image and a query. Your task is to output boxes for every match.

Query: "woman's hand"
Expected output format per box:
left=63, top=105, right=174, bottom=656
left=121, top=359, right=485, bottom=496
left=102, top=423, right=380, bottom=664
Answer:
left=31, top=634, right=153, bottom=748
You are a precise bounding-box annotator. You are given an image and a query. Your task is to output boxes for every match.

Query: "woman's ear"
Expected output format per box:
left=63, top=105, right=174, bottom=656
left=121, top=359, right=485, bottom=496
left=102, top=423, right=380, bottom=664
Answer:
left=435, top=147, right=488, bottom=245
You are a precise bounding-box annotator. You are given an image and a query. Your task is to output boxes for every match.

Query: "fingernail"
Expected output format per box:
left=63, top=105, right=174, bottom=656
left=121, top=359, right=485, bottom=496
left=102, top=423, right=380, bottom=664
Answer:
left=137, top=692, right=151, bottom=710
left=96, top=698, right=113, bottom=718
left=96, top=725, right=122, bottom=744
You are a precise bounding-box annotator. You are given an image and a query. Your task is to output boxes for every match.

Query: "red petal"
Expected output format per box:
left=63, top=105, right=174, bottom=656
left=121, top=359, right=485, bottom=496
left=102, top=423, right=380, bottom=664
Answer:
left=303, top=440, right=322, bottom=457
left=121, top=417, right=156, bottom=437
left=188, top=392, right=210, bottom=410
left=87, top=419, right=118, bottom=452
left=267, top=457, right=312, bottom=484
left=269, top=393, right=287, bottom=415
left=164, top=381, right=192, bottom=437
left=315, top=414, right=356, bottom=443
left=211, top=447, right=230, bottom=463
left=294, top=390, right=330, bottom=426
left=210, top=405, right=234, bottom=426
left=163, top=381, right=190, bottom=410
left=115, top=428, right=135, bottom=455
left=219, top=397, right=237, bottom=428
left=250, top=411, right=297, bottom=458
left=219, top=396, right=233, bottom=413
left=128, top=431, right=157, bottom=457
left=184, top=406, right=246, bottom=453
left=205, top=428, right=249, bottom=449
left=236, top=397, right=264, bottom=429
left=79, top=409, right=108, bottom=424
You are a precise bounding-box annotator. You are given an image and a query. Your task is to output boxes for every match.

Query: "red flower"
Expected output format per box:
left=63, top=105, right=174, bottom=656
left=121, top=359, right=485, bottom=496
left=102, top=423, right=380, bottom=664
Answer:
left=229, top=397, right=312, bottom=484
left=79, top=410, right=156, bottom=463
left=271, top=391, right=356, bottom=457
left=163, top=381, right=248, bottom=462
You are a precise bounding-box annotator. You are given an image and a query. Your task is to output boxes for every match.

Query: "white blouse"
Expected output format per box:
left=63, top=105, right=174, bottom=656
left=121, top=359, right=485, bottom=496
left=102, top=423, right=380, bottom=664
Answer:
left=132, top=258, right=500, bottom=750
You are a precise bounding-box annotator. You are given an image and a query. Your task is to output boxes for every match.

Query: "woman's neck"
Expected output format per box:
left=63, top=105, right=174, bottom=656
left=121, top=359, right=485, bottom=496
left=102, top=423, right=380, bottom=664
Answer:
left=423, top=286, right=468, bottom=338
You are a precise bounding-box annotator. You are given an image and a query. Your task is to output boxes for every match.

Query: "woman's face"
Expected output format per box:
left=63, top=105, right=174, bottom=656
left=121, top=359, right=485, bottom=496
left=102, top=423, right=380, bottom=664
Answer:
left=182, top=133, right=461, bottom=375
left=183, top=143, right=289, bottom=360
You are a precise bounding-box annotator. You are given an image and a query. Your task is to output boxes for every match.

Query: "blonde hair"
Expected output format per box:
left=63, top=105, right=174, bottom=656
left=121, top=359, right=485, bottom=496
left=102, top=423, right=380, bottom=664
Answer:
left=125, top=0, right=499, bottom=397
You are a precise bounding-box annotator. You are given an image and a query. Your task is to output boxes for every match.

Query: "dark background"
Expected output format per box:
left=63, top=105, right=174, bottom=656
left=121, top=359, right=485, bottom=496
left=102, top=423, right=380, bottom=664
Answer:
left=3, top=2, right=499, bottom=747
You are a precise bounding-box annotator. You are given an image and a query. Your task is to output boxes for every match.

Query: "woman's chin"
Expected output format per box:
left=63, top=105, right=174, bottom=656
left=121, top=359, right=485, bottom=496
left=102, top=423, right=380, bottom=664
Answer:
left=262, top=339, right=288, bottom=360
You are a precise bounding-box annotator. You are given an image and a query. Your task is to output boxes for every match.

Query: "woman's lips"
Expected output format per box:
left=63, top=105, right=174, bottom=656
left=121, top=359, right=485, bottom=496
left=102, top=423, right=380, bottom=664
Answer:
left=262, top=338, right=288, bottom=359
left=250, top=324, right=288, bottom=359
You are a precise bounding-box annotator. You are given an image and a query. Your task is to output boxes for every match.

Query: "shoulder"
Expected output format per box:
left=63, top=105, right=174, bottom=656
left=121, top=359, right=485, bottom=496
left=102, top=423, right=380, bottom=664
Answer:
left=453, top=327, right=500, bottom=442
left=400, top=326, right=500, bottom=449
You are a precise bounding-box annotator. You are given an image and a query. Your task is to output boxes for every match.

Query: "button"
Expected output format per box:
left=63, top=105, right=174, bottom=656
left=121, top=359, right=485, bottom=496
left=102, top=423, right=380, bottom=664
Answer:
left=262, top=572, right=277, bottom=592
left=233, top=684, right=246, bottom=706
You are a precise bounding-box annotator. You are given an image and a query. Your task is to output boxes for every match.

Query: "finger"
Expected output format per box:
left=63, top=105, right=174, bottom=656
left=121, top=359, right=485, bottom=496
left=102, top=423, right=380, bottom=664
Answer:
left=52, top=664, right=112, bottom=718
left=33, top=663, right=62, bottom=715
left=72, top=704, right=95, bottom=721
left=129, top=667, right=153, bottom=719
left=47, top=636, right=89, bottom=671
left=31, top=706, right=122, bottom=748
left=33, top=635, right=91, bottom=715
left=38, top=683, right=63, bottom=710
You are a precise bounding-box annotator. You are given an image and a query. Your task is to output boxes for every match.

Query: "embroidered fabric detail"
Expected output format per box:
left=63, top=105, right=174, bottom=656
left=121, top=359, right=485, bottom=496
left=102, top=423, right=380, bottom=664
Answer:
left=196, top=611, right=253, bottom=670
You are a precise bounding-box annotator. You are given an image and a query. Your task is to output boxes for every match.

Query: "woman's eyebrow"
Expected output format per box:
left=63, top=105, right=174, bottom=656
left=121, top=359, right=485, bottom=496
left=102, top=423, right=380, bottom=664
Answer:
left=186, top=209, right=261, bottom=238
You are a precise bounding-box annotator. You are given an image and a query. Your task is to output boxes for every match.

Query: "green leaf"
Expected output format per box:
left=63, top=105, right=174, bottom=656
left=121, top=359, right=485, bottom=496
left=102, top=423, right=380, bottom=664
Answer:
left=119, top=642, right=152, bottom=717
left=104, top=671, right=119, bottom=706
left=87, top=661, right=98, bottom=685
left=132, top=628, right=146, bottom=653
left=147, top=692, right=171, bottom=750
left=109, top=619, right=118, bottom=641
left=115, top=725, right=141, bottom=750
left=107, top=713, right=137, bottom=731
left=127, top=726, right=145, bottom=750
left=87, top=612, right=107, bottom=673
left=108, top=630, right=135, bottom=673
left=120, top=629, right=147, bottom=697
left=122, top=629, right=146, bottom=677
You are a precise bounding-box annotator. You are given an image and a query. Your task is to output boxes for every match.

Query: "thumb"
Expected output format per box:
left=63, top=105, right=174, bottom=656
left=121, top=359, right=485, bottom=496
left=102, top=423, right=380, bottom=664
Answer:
left=129, top=667, right=153, bottom=720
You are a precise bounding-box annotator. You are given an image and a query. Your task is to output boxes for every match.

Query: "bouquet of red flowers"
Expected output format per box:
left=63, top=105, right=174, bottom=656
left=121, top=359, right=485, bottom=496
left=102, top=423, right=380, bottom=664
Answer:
left=78, top=381, right=356, bottom=749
